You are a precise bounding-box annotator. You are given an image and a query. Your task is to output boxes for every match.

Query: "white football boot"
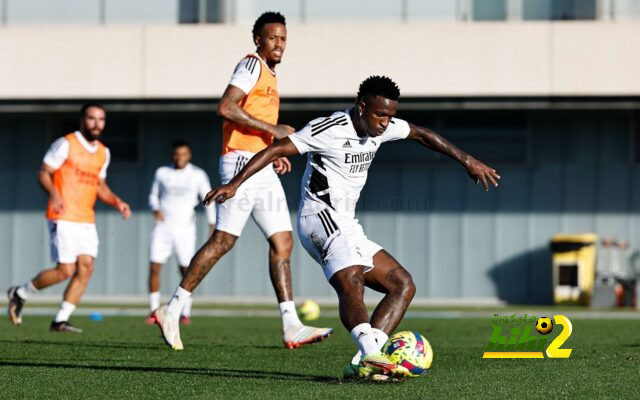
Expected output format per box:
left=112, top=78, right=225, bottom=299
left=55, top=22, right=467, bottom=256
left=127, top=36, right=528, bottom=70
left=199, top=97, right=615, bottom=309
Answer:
left=153, top=305, right=184, bottom=350
left=283, top=325, right=333, bottom=349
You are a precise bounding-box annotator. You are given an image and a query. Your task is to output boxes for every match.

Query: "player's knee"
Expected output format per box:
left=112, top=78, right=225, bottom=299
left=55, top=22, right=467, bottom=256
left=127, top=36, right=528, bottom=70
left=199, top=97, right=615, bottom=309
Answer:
left=399, top=273, right=416, bottom=301
left=404, top=277, right=416, bottom=301
left=57, top=265, right=75, bottom=280
left=209, top=232, right=236, bottom=258
left=77, top=261, right=95, bottom=279
left=391, top=268, right=416, bottom=300
left=270, top=234, right=293, bottom=258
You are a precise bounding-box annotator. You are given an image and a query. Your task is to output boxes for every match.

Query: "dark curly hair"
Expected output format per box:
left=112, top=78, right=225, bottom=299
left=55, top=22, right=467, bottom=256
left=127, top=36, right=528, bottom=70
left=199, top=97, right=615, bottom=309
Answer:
left=80, top=103, right=106, bottom=117
left=171, top=140, right=190, bottom=149
left=252, top=12, right=286, bottom=38
left=356, top=75, right=401, bottom=102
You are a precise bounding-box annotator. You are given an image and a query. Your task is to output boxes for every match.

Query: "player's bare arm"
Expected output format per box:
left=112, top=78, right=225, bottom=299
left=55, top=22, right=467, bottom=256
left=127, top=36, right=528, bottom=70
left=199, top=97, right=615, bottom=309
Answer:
left=407, top=123, right=501, bottom=191
left=97, top=179, right=131, bottom=219
left=217, top=85, right=294, bottom=140
left=38, top=163, right=64, bottom=214
left=203, top=137, right=299, bottom=205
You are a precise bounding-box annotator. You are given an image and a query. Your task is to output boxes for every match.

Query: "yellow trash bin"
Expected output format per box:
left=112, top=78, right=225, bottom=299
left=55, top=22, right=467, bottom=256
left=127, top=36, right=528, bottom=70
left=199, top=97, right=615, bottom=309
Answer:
left=550, top=233, right=598, bottom=305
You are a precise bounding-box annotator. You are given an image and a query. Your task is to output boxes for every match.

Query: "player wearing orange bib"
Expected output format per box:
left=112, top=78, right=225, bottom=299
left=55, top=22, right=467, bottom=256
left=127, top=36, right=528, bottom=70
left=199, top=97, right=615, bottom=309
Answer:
left=154, top=12, right=332, bottom=350
left=7, top=104, right=131, bottom=333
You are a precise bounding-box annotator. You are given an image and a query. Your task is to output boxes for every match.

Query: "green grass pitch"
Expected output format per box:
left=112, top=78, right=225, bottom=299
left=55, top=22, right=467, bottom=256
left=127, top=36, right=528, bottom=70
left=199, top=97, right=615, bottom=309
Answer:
left=0, top=315, right=638, bottom=399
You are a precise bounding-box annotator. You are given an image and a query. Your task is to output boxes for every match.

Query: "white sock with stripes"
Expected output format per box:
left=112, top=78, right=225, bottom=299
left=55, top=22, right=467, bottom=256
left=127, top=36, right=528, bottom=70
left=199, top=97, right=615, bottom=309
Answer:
left=351, top=328, right=389, bottom=364
left=279, top=301, right=302, bottom=330
left=167, top=286, right=191, bottom=320
left=350, top=323, right=379, bottom=357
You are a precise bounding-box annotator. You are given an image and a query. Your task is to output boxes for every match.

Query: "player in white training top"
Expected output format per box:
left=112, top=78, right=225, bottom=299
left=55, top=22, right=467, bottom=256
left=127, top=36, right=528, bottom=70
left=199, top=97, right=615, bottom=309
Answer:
left=205, top=76, right=501, bottom=381
left=153, top=12, right=332, bottom=351
left=146, top=141, right=216, bottom=325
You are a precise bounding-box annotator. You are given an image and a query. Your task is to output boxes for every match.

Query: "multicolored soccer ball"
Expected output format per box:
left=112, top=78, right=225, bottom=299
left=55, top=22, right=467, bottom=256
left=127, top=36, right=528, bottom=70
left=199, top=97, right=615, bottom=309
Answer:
left=536, top=317, right=553, bottom=335
left=298, top=299, right=320, bottom=321
left=383, top=331, right=433, bottom=377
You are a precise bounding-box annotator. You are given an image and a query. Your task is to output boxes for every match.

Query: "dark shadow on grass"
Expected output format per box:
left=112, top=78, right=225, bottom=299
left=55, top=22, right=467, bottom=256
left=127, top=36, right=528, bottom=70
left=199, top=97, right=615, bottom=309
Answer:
left=0, top=339, right=326, bottom=352
left=0, top=339, right=160, bottom=350
left=620, top=344, right=640, bottom=348
left=251, top=345, right=292, bottom=350
left=0, top=360, right=340, bottom=383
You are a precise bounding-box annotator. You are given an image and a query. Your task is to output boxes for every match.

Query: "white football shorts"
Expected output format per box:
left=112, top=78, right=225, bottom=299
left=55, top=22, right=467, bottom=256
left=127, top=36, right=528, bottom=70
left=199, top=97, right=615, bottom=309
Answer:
left=48, top=219, right=99, bottom=264
left=216, top=150, right=293, bottom=238
left=297, top=208, right=383, bottom=281
left=149, top=221, right=196, bottom=267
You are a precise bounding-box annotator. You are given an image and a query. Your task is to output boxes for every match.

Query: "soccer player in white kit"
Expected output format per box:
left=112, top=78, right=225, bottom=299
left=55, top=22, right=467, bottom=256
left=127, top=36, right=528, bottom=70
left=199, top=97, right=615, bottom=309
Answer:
left=205, top=76, right=501, bottom=380
left=153, top=12, right=332, bottom=350
left=146, top=141, right=216, bottom=325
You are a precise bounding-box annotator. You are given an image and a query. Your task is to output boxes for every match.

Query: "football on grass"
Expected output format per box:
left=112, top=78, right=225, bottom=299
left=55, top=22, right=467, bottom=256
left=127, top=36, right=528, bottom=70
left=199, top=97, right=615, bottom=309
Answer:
left=383, top=330, right=433, bottom=377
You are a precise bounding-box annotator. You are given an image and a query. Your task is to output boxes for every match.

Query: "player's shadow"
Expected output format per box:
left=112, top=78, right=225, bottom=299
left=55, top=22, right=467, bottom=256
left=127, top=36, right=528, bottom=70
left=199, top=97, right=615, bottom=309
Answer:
left=0, top=339, right=321, bottom=352
left=251, top=344, right=291, bottom=350
left=0, top=339, right=160, bottom=350
left=0, top=360, right=340, bottom=383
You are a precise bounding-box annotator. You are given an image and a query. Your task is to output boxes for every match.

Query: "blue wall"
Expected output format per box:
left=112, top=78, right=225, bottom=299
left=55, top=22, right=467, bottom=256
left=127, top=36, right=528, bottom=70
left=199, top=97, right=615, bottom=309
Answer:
left=0, top=107, right=635, bottom=303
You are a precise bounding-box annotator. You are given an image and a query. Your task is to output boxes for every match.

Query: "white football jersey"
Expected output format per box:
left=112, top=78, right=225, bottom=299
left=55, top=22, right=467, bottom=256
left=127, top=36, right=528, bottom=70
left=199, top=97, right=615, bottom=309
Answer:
left=289, top=109, right=410, bottom=220
left=149, top=163, right=216, bottom=226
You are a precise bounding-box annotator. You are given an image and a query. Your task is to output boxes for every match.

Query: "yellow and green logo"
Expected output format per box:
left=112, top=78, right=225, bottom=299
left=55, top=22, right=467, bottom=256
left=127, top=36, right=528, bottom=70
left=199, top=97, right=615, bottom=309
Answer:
left=482, top=314, right=573, bottom=359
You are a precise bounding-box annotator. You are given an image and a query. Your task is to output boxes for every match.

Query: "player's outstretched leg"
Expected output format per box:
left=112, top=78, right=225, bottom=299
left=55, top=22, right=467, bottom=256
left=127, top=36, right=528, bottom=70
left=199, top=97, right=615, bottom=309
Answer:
left=154, top=230, right=237, bottom=350
left=7, top=262, right=76, bottom=326
left=329, top=265, right=407, bottom=381
left=267, top=231, right=333, bottom=348
left=344, top=250, right=416, bottom=376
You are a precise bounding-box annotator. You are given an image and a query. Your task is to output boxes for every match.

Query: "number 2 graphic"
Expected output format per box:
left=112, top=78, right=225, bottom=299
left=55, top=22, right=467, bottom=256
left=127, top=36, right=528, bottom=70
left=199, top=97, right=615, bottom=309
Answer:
left=546, top=315, right=573, bottom=358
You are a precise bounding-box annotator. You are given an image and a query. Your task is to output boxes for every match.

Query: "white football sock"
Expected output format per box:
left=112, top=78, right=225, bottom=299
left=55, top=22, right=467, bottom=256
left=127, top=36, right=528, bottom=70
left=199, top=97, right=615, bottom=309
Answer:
left=351, top=328, right=389, bottom=364
left=350, top=323, right=379, bottom=357
left=181, top=296, right=193, bottom=318
left=16, top=281, right=38, bottom=300
left=149, top=291, right=161, bottom=312
left=279, top=301, right=302, bottom=330
left=167, top=286, right=191, bottom=320
left=54, top=301, right=76, bottom=323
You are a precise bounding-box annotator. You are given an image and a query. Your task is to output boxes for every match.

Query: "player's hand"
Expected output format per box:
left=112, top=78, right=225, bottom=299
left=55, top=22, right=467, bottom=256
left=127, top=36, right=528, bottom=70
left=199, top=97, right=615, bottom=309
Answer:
left=50, top=192, right=64, bottom=214
left=203, top=184, right=237, bottom=206
left=273, top=157, right=292, bottom=175
left=272, top=124, right=295, bottom=139
left=464, top=156, right=500, bottom=191
left=153, top=210, right=164, bottom=222
left=117, top=201, right=132, bottom=219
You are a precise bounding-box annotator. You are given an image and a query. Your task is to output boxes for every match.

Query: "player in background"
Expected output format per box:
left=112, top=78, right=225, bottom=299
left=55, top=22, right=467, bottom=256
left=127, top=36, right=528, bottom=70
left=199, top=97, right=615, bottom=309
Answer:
left=7, top=104, right=131, bottom=333
left=146, top=141, right=216, bottom=325
left=153, top=12, right=332, bottom=350
left=204, top=76, right=500, bottom=380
